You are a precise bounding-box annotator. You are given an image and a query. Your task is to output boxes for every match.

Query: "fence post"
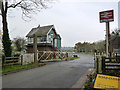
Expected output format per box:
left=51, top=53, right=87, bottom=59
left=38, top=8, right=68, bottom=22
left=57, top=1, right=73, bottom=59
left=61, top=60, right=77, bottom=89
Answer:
left=94, top=53, right=96, bottom=69
left=102, top=56, right=105, bottom=73
left=21, top=55, right=23, bottom=65
left=109, top=52, right=111, bottom=62
left=3, top=56, right=6, bottom=67
left=96, top=57, right=99, bottom=73
left=116, top=53, right=117, bottom=60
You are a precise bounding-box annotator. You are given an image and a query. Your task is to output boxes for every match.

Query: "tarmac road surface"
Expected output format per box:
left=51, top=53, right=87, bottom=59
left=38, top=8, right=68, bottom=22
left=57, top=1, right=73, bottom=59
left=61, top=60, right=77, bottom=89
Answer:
left=2, top=54, right=94, bottom=88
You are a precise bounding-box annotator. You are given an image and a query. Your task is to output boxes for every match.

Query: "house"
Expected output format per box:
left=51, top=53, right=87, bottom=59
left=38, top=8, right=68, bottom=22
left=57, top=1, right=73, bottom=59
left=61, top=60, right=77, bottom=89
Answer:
left=26, top=25, right=61, bottom=53
left=111, top=36, right=120, bottom=54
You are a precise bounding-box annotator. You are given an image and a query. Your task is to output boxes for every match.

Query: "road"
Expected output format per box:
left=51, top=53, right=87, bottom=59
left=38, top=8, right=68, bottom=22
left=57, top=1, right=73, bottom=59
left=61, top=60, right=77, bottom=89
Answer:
left=2, top=54, right=94, bottom=88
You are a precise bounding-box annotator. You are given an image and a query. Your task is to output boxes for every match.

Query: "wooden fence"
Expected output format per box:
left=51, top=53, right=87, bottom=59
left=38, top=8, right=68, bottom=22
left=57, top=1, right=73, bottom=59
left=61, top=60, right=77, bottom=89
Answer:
left=95, top=53, right=120, bottom=74
left=3, top=57, right=21, bottom=66
left=101, top=57, right=120, bottom=73
left=38, top=51, right=68, bottom=61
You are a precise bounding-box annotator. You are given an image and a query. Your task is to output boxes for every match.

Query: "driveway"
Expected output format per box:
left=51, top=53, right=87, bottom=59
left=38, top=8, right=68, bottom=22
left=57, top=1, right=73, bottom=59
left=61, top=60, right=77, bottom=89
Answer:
left=2, top=54, right=94, bottom=88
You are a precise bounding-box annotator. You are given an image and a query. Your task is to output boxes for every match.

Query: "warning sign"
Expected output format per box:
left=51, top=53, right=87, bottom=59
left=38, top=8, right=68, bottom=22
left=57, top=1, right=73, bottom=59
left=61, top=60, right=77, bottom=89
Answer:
left=99, top=10, right=114, bottom=23
left=94, top=74, right=120, bottom=89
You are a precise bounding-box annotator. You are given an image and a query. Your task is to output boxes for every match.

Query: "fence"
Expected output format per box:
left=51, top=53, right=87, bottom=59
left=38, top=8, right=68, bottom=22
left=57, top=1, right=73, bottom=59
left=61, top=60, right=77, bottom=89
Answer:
left=38, top=51, right=69, bottom=61
left=2, top=51, right=74, bottom=66
left=3, top=54, right=34, bottom=66
left=21, top=53, right=34, bottom=65
left=102, top=57, right=120, bottom=73
left=3, top=57, right=21, bottom=66
left=95, top=54, right=120, bottom=75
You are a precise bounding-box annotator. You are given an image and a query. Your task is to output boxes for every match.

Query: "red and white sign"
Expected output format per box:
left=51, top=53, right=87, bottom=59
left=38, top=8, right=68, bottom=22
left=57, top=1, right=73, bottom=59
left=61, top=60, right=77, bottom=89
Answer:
left=99, top=10, right=114, bottom=23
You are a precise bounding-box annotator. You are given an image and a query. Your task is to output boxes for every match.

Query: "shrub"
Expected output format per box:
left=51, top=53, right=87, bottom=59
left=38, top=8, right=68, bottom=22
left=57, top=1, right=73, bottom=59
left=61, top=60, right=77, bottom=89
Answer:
left=13, top=53, right=20, bottom=57
left=2, top=55, right=5, bottom=65
left=73, top=54, right=78, bottom=57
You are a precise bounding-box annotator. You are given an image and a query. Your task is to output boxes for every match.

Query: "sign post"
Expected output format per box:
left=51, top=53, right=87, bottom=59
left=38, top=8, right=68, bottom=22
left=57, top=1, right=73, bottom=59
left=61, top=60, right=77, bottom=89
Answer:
left=99, top=10, right=114, bottom=57
left=106, top=22, right=109, bottom=57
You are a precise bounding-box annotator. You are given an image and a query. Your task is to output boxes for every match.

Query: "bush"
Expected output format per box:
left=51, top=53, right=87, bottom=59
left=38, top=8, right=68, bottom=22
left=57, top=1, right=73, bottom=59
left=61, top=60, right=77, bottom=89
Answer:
left=13, top=53, right=20, bottom=57
left=73, top=54, right=78, bottom=57
left=84, top=73, right=96, bottom=89
left=2, top=55, right=5, bottom=64
left=104, top=70, right=120, bottom=77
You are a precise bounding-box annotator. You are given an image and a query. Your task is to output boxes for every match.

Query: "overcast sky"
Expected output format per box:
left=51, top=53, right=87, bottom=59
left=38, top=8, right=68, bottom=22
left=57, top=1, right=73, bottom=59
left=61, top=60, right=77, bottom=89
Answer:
left=0, top=0, right=120, bottom=47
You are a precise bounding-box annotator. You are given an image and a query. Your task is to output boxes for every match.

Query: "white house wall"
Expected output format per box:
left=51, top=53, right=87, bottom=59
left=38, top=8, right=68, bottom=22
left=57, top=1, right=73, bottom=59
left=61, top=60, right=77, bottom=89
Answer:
left=47, top=34, right=51, bottom=43
left=55, top=39, right=57, bottom=47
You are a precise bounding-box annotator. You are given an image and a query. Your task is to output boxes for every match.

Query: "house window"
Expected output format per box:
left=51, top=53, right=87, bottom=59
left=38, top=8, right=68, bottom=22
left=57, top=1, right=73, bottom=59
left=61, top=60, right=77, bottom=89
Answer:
left=37, top=37, right=41, bottom=43
left=41, top=36, right=46, bottom=42
left=28, top=37, right=33, bottom=44
left=48, top=35, right=51, bottom=42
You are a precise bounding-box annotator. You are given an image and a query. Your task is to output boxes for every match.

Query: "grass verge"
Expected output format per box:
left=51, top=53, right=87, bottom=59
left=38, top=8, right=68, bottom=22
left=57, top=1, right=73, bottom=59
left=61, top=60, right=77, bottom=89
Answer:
left=76, top=52, right=94, bottom=56
left=83, top=53, right=94, bottom=56
left=2, top=63, right=46, bottom=74
left=84, top=72, right=96, bottom=89
left=65, top=57, right=80, bottom=61
left=71, top=57, right=80, bottom=60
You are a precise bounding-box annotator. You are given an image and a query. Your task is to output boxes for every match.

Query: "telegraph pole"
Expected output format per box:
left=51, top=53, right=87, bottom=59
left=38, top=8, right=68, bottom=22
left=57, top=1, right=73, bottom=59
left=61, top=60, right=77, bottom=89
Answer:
left=33, top=34, right=37, bottom=63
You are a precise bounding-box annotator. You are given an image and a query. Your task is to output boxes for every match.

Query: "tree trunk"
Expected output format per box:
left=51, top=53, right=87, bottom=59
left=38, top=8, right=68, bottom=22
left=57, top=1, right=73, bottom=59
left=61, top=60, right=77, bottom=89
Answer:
left=2, top=1, right=12, bottom=57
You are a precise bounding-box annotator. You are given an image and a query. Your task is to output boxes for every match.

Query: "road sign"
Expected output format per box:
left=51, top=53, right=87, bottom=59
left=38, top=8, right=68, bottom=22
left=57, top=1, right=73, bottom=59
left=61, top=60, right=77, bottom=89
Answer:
left=99, top=10, right=114, bottom=57
left=94, top=74, right=120, bottom=89
left=99, top=10, right=114, bottom=23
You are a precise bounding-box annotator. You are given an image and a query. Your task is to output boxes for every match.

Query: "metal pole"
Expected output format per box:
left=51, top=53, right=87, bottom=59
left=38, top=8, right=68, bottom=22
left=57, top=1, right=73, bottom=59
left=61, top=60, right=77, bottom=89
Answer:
left=106, top=22, right=109, bottom=57
left=34, top=34, right=37, bottom=63
left=108, top=22, right=111, bottom=57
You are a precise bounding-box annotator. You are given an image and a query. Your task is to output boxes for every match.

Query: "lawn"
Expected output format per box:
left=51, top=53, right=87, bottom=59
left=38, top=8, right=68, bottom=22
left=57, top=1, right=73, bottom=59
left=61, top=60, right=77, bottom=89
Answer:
left=2, top=63, right=46, bottom=74
left=70, top=57, right=80, bottom=60
left=1, top=56, right=79, bottom=74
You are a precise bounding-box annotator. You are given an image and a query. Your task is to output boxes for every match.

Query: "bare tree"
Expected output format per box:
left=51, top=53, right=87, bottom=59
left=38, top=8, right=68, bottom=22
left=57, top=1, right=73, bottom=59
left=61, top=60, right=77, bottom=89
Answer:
left=0, top=0, right=52, bottom=57
left=95, top=40, right=105, bottom=53
left=111, top=28, right=120, bottom=38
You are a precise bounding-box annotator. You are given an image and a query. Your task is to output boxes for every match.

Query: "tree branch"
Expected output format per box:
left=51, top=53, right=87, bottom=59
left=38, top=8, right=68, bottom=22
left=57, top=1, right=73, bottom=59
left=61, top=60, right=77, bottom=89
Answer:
left=6, top=0, right=51, bottom=21
left=5, top=1, right=8, bottom=13
left=7, top=0, right=23, bottom=8
left=1, top=1, right=4, bottom=16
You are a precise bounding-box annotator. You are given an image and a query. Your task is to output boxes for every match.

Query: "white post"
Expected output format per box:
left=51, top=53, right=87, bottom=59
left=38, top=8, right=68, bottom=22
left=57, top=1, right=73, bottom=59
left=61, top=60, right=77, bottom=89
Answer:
left=106, top=22, right=109, bottom=57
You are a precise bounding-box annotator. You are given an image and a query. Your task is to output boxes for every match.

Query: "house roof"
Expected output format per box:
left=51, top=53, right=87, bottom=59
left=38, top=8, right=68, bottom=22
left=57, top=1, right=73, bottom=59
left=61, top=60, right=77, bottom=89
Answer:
left=26, top=25, right=54, bottom=37
left=56, top=34, right=61, bottom=39
left=111, top=36, right=120, bottom=45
